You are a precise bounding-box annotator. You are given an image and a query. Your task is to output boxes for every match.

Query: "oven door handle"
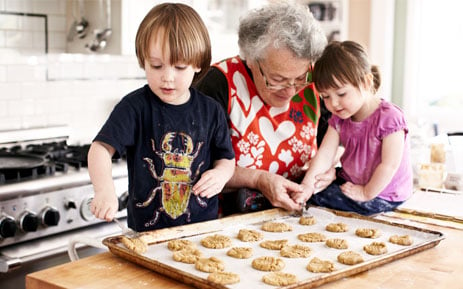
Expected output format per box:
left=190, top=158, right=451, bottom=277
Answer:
left=67, top=235, right=106, bottom=261
left=0, top=255, right=21, bottom=273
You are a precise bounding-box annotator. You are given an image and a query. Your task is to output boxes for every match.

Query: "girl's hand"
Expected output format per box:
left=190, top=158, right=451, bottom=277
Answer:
left=291, top=183, right=315, bottom=205
left=340, top=182, right=369, bottom=201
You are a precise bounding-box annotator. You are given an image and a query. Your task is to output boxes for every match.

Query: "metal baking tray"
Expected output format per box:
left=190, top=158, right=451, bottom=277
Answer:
left=103, top=207, right=444, bottom=289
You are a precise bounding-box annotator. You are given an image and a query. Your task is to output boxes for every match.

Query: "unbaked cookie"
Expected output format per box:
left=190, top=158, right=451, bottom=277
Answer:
left=325, top=222, right=348, bottom=232
left=260, top=239, right=288, bottom=250
left=355, top=228, right=381, bottom=238
left=207, top=271, right=240, bottom=285
left=120, top=236, right=147, bottom=254
left=363, top=241, right=388, bottom=255
left=389, top=234, right=413, bottom=246
left=226, top=247, right=253, bottom=259
left=307, top=257, right=336, bottom=273
left=325, top=238, right=348, bottom=249
left=261, top=222, right=293, bottom=232
left=172, top=248, right=202, bottom=264
left=195, top=256, right=225, bottom=273
left=298, top=232, right=327, bottom=243
left=262, top=272, right=298, bottom=286
left=299, top=215, right=316, bottom=225
left=200, top=234, right=232, bottom=249
left=237, top=229, right=263, bottom=242
left=167, top=239, right=196, bottom=251
left=251, top=256, right=285, bottom=271
left=280, top=244, right=312, bottom=258
left=337, top=251, right=364, bottom=265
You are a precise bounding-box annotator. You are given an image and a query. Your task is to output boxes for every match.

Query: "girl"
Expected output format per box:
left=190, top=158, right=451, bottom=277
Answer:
left=293, top=41, right=413, bottom=215
left=88, top=3, right=235, bottom=231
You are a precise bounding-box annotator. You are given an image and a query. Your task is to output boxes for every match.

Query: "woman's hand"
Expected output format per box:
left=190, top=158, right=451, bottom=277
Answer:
left=255, top=171, right=301, bottom=212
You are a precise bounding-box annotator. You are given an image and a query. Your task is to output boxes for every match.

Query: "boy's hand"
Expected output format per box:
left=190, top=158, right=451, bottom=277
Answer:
left=90, top=191, right=119, bottom=222
left=192, top=168, right=229, bottom=198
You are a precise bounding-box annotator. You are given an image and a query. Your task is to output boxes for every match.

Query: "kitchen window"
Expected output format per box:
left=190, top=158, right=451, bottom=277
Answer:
left=399, top=0, right=463, bottom=135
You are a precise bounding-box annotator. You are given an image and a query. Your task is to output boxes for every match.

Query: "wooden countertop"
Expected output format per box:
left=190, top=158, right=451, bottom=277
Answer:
left=26, top=217, right=463, bottom=289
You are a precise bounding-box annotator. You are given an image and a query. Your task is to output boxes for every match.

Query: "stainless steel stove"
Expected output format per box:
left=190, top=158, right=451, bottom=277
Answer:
left=0, top=127, right=129, bottom=288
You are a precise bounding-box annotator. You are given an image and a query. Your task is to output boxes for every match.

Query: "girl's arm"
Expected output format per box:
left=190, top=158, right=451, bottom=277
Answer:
left=341, top=130, right=405, bottom=201
left=295, top=126, right=340, bottom=203
left=88, top=141, right=119, bottom=221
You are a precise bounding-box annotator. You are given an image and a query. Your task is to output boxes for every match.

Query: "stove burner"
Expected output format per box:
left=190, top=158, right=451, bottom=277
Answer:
left=0, top=141, right=92, bottom=184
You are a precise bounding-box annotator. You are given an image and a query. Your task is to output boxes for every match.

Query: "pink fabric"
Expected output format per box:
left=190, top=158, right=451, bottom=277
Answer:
left=329, top=99, right=413, bottom=201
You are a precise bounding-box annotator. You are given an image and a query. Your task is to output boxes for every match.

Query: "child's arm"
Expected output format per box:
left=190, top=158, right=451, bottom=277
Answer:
left=293, top=126, right=340, bottom=204
left=192, top=158, right=235, bottom=198
left=341, top=130, right=405, bottom=201
left=88, top=141, right=119, bottom=221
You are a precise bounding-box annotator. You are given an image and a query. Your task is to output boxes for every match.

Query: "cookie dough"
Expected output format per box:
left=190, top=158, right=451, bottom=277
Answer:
left=200, top=234, right=232, bottom=249
left=226, top=247, right=253, bottom=259
left=298, top=232, right=327, bottom=243
left=326, top=222, right=348, bottom=232
left=237, top=229, right=263, bottom=242
left=299, top=215, right=316, bottom=225
left=260, top=239, right=288, bottom=250
left=252, top=256, right=285, bottom=271
left=337, top=251, right=364, bottom=265
left=195, top=256, right=225, bottom=273
left=307, top=257, right=336, bottom=273
left=120, top=236, right=147, bottom=254
left=363, top=241, right=388, bottom=255
left=389, top=234, right=413, bottom=246
left=280, top=244, right=312, bottom=258
left=325, top=238, right=349, bottom=249
left=355, top=228, right=381, bottom=238
left=207, top=271, right=240, bottom=285
left=261, top=222, right=293, bottom=232
left=172, top=248, right=202, bottom=264
left=262, top=272, right=298, bottom=286
left=167, top=239, right=196, bottom=251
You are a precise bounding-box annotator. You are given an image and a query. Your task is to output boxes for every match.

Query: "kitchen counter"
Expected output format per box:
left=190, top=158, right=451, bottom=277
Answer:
left=26, top=216, right=463, bottom=289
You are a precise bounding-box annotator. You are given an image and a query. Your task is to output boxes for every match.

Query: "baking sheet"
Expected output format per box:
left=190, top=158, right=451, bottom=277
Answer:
left=103, top=207, right=444, bottom=289
left=396, top=189, right=463, bottom=223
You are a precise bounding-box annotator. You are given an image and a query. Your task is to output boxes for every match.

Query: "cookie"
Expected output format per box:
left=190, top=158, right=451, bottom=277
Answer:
left=120, top=236, right=147, bottom=254
left=299, top=215, right=316, bottom=225
left=363, top=241, right=388, bottom=255
left=298, top=232, right=327, bottom=243
left=226, top=247, right=253, bottom=259
left=337, top=251, right=364, bottom=265
left=355, top=228, right=381, bottom=238
left=251, top=256, right=285, bottom=271
left=237, top=229, right=263, bottom=242
left=307, top=257, right=336, bottom=273
left=326, top=222, right=348, bottom=232
left=325, top=238, right=348, bottom=249
left=207, top=271, right=240, bottom=285
left=262, top=272, right=298, bottom=286
left=280, top=244, right=312, bottom=258
left=195, top=256, right=225, bottom=273
left=167, top=239, right=196, bottom=251
left=172, top=248, right=202, bottom=264
left=389, top=234, right=413, bottom=246
left=260, top=239, right=288, bottom=250
left=201, top=234, right=232, bottom=249
left=261, top=222, right=293, bottom=232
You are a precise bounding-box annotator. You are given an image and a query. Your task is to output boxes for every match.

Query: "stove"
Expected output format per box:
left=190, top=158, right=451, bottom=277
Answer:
left=0, top=127, right=129, bottom=279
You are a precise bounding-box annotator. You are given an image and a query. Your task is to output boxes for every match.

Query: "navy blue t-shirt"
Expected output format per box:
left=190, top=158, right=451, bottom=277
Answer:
left=94, top=85, right=235, bottom=231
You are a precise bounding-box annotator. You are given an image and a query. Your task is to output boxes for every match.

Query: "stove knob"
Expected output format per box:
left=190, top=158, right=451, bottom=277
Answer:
left=0, top=216, right=17, bottom=238
left=118, top=191, right=129, bottom=211
left=41, top=207, right=60, bottom=227
left=19, top=211, right=39, bottom=232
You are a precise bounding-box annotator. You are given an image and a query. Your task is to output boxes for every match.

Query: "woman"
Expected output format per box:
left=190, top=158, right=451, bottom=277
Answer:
left=196, top=2, right=334, bottom=214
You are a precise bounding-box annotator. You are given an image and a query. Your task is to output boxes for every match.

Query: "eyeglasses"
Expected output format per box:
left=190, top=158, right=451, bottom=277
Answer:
left=257, top=60, right=312, bottom=91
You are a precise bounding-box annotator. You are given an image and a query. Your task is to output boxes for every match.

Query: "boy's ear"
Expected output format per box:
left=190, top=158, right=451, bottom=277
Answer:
left=194, top=67, right=201, bottom=73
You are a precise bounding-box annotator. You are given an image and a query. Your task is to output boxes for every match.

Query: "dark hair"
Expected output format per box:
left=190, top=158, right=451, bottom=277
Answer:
left=312, top=41, right=381, bottom=92
left=135, top=3, right=211, bottom=82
